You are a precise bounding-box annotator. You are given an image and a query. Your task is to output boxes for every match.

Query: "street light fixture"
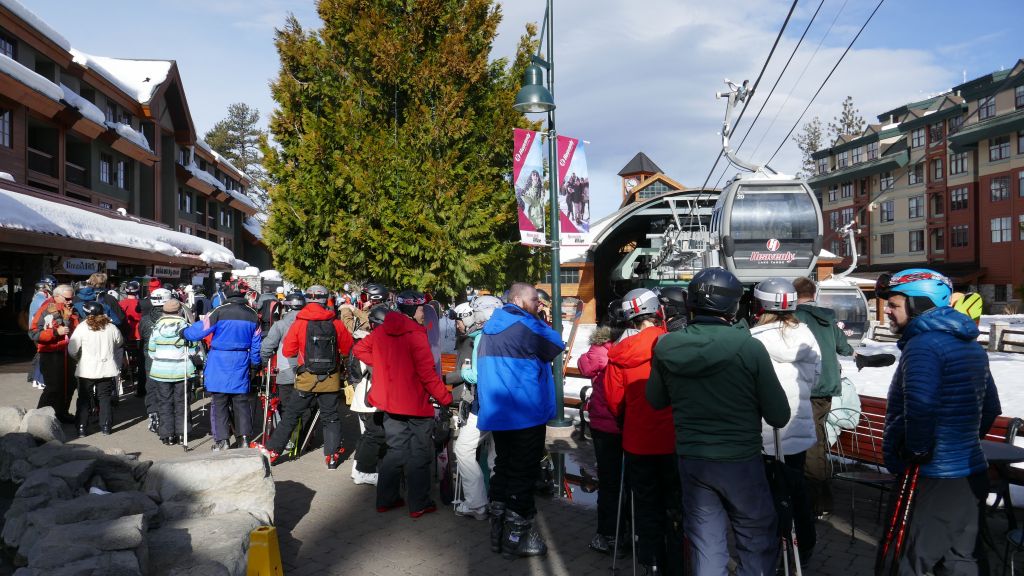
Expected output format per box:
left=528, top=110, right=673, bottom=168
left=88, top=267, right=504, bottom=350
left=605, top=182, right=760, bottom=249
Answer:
left=513, top=0, right=570, bottom=428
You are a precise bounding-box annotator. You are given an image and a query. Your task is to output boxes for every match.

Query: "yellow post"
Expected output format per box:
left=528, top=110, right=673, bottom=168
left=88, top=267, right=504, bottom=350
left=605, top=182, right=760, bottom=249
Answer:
left=247, top=525, right=284, bottom=576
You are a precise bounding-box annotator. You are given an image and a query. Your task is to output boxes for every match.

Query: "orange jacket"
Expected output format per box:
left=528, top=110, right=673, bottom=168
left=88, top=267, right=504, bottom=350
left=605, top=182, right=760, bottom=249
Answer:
left=29, top=297, right=79, bottom=353
left=605, top=325, right=675, bottom=455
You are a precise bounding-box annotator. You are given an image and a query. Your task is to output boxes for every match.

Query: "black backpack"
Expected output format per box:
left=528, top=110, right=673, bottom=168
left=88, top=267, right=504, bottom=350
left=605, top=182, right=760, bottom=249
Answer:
left=303, top=320, right=339, bottom=375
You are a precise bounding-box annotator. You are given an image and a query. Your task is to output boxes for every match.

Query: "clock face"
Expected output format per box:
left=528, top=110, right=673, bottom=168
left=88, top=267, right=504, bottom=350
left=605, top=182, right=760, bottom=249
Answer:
left=625, top=177, right=638, bottom=191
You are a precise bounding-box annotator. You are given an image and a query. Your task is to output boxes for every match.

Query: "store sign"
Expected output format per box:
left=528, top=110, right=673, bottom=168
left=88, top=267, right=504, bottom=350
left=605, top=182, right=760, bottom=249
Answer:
left=153, top=266, right=181, bottom=278
left=61, top=258, right=105, bottom=276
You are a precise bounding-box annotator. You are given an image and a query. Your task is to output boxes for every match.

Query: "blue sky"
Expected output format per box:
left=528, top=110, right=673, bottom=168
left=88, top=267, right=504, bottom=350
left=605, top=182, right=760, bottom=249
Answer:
left=26, top=0, right=1022, bottom=220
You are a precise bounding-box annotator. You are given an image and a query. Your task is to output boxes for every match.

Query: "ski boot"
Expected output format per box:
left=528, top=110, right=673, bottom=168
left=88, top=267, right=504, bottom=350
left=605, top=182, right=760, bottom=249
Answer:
left=501, top=509, right=547, bottom=558
left=249, top=441, right=281, bottom=464
left=489, top=501, right=506, bottom=553
left=147, top=413, right=159, bottom=434
left=325, top=447, right=346, bottom=470
left=211, top=439, right=231, bottom=451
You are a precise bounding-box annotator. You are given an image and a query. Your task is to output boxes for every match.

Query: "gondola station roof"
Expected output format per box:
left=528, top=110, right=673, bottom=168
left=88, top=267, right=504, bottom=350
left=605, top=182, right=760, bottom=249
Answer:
left=617, top=152, right=663, bottom=176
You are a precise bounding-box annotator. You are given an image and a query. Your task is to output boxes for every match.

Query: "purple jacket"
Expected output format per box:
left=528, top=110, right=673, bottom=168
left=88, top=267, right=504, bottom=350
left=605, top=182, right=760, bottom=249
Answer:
left=578, top=342, right=619, bottom=434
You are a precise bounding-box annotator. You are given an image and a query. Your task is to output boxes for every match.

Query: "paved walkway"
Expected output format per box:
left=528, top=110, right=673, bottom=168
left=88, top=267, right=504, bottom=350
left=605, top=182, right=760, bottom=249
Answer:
left=0, top=360, right=1016, bottom=575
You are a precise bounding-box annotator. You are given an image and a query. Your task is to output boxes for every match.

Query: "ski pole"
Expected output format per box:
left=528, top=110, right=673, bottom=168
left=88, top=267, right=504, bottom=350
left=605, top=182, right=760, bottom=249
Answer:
left=875, top=466, right=914, bottom=574
left=182, top=347, right=189, bottom=452
left=300, top=407, right=321, bottom=454
left=773, top=428, right=802, bottom=575
left=612, top=452, right=626, bottom=572
left=260, top=368, right=271, bottom=442
left=889, top=464, right=920, bottom=576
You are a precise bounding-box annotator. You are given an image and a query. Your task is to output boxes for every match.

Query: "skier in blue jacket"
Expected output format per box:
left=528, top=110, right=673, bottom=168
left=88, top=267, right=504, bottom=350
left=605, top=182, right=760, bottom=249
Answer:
left=477, top=282, right=564, bottom=559
left=183, top=287, right=261, bottom=450
left=878, top=268, right=1000, bottom=575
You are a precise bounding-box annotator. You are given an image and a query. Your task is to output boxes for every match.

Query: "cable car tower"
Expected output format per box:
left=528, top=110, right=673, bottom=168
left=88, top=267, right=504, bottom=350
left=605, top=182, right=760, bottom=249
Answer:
left=705, top=80, right=824, bottom=283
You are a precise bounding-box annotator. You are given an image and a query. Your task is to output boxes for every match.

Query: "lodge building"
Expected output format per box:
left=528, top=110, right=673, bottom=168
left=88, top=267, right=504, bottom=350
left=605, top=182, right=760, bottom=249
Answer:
left=810, top=60, right=1024, bottom=311
left=0, top=0, right=271, bottom=351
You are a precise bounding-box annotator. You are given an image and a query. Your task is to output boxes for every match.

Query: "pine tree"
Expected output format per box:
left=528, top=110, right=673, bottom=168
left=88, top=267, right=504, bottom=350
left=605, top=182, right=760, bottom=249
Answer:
left=204, top=103, right=269, bottom=211
left=828, top=96, right=866, bottom=142
left=792, top=116, right=823, bottom=179
left=263, top=0, right=543, bottom=299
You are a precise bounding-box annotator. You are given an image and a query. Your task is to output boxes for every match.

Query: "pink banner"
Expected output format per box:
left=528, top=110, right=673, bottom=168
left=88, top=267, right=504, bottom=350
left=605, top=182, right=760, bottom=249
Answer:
left=512, top=128, right=547, bottom=245
left=556, top=136, right=590, bottom=245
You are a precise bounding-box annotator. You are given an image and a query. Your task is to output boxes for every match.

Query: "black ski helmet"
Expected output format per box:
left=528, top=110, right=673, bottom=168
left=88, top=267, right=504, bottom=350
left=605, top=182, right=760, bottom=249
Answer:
left=657, top=286, right=688, bottom=319
left=81, top=301, right=105, bottom=317
left=361, top=283, right=389, bottom=304
left=395, top=290, right=426, bottom=317
left=687, top=267, right=744, bottom=318
left=368, top=304, right=390, bottom=328
left=124, top=280, right=141, bottom=295
left=284, top=291, right=306, bottom=311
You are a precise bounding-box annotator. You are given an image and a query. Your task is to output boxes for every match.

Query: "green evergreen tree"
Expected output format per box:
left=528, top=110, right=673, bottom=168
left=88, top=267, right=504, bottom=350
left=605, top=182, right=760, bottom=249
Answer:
left=262, top=0, right=543, bottom=298
left=204, top=103, right=269, bottom=211
left=792, top=116, right=823, bottom=178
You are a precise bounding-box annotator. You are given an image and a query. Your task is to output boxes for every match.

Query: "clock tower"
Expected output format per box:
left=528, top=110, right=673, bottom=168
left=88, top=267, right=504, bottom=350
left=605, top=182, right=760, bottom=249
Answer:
left=617, top=152, right=663, bottom=203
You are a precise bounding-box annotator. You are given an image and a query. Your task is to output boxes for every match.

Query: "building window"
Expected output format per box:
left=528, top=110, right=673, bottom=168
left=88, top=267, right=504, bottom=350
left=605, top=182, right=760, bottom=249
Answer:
left=840, top=182, right=853, bottom=199
left=909, top=230, right=924, bottom=252
left=829, top=211, right=839, bottom=231
left=116, top=159, right=130, bottom=190
left=952, top=224, right=969, bottom=247
left=828, top=185, right=838, bottom=202
left=0, top=108, right=10, bottom=148
left=1020, top=171, right=1024, bottom=197
left=908, top=195, right=924, bottom=219
left=931, top=228, right=944, bottom=252
left=99, top=154, right=112, bottom=184
left=837, top=150, right=849, bottom=168
left=950, top=187, right=968, bottom=210
left=104, top=103, right=114, bottom=123
left=908, top=163, right=924, bottom=185
left=991, top=216, right=1011, bottom=243
left=118, top=110, right=131, bottom=126
left=911, top=128, right=925, bottom=148
left=867, top=141, right=879, bottom=160
left=840, top=207, right=854, bottom=226
left=852, top=147, right=863, bottom=164
left=949, top=152, right=968, bottom=175
left=929, top=123, right=943, bottom=144
left=544, top=268, right=581, bottom=284
left=949, top=114, right=965, bottom=134
left=880, top=171, right=893, bottom=191
left=1018, top=131, right=1024, bottom=154
left=177, top=148, right=190, bottom=166
left=991, top=176, right=1009, bottom=201
left=931, top=193, right=944, bottom=217
left=880, top=233, right=894, bottom=255
left=0, top=32, right=14, bottom=58
left=816, top=157, right=828, bottom=175
left=880, top=200, right=895, bottom=223
left=931, top=158, right=943, bottom=181
left=1017, top=86, right=1024, bottom=109
left=979, top=96, right=996, bottom=120
left=990, top=136, right=1011, bottom=161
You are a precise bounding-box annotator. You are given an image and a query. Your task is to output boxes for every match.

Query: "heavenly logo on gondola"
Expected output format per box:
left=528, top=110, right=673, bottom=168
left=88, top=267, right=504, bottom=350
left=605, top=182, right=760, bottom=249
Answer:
left=749, top=238, right=796, bottom=263
left=514, top=132, right=533, bottom=162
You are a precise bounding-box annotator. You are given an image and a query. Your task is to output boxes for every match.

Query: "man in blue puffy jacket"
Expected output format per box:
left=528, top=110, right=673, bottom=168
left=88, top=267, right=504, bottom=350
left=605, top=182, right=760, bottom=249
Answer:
left=183, top=287, right=261, bottom=450
left=477, top=282, right=564, bottom=559
left=879, top=268, right=1001, bottom=575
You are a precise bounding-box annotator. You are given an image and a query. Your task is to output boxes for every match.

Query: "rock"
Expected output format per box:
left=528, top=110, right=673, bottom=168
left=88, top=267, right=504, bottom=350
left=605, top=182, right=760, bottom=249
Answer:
left=2, top=494, right=47, bottom=548
left=0, top=406, right=27, bottom=435
left=92, top=453, right=148, bottom=492
left=15, top=469, right=71, bottom=501
left=0, top=433, right=38, bottom=481
left=9, top=459, right=33, bottom=483
left=33, top=551, right=143, bottom=576
left=48, top=459, right=96, bottom=491
left=148, top=511, right=261, bottom=576
left=26, top=513, right=145, bottom=568
left=143, top=450, right=274, bottom=524
left=20, top=491, right=159, bottom=556
left=17, top=408, right=65, bottom=443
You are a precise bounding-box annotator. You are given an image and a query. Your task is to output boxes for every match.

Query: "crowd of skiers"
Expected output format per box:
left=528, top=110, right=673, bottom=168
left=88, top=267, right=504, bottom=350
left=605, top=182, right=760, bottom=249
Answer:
left=22, top=264, right=1001, bottom=575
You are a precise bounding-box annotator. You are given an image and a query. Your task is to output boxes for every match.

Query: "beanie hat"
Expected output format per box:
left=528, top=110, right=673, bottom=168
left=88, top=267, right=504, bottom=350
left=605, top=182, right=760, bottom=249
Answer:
left=148, top=278, right=162, bottom=291
left=163, top=299, right=182, bottom=313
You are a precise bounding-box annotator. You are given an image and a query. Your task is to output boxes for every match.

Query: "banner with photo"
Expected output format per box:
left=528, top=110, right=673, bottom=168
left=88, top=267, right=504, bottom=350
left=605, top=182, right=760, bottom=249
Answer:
left=512, top=128, right=547, bottom=246
left=556, top=135, right=590, bottom=246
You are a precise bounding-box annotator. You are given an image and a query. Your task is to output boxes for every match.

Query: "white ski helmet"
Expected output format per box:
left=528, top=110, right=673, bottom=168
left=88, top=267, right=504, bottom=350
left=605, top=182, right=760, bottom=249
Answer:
left=753, top=277, right=798, bottom=312
left=468, top=295, right=503, bottom=332
left=149, top=288, right=172, bottom=306
left=451, top=302, right=473, bottom=326
left=620, top=288, right=660, bottom=323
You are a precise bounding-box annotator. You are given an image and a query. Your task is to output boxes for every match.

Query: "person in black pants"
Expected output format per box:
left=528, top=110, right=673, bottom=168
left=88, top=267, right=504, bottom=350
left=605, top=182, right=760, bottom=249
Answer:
left=29, top=284, right=79, bottom=422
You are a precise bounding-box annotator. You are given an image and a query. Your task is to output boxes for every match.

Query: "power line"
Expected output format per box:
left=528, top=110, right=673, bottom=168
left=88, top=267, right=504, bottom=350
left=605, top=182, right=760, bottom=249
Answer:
left=766, top=0, right=886, bottom=168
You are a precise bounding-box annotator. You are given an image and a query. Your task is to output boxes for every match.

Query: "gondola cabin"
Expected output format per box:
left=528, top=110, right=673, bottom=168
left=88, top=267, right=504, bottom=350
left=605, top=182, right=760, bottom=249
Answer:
left=707, top=173, right=823, bottom=284
left=816, top=277, right=870, bottom=346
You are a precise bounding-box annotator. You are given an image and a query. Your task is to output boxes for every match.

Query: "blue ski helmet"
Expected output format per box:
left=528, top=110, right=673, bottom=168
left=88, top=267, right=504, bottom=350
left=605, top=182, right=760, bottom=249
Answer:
left=876, top=268, right=952, bottom=313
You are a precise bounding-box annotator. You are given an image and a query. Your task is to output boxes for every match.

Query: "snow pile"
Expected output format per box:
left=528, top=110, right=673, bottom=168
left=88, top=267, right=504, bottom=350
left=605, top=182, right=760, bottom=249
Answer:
left=70, top=49, right=171, bottom=104
left=0, top=187, right=239, bottom=266
left=259, top=270, right=282, bottom=282
left=59, top=83, right=105, bottom=125
left=243, top=216, right=263, bottom=240
left=105, top=120, right=152, bottom=153
left=0, top=0, right=71, bottom=51
left=0, top=53, right=62, bottom=101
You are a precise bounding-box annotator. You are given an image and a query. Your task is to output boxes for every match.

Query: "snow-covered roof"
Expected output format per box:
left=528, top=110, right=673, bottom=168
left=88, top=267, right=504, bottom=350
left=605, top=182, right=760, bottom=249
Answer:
left=185, top=161, right=258, bottom=211
left=0, top=0, right=70, bottom=51
left=260, top=270, right=282, bottom=282
left=70, top=49, right=171, bottom=104
left=243, top=216, right=263, bottom=240
left=0, top=187, right=244, bottom=268
left=0, top=53, right=62, bottom=101
left=59, top=83, right=104, bottom=125
left=195, top=138, right=247, bottom=181
left=0, top=172, right=14, bottom=182
left=818, top=248, right=838, bottom=259
left=105, top=120, right=152, bottom=153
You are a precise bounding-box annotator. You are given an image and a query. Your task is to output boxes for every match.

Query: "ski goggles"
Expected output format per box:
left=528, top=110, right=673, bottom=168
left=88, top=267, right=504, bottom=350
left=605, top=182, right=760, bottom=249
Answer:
left=396, top=294, right=427, bottom=306
left=874, top=271, right=951, bottom=299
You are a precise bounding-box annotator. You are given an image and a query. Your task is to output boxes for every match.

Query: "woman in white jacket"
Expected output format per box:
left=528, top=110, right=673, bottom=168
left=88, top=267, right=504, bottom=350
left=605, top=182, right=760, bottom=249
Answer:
left=68, top=301, right=123, bottom=438
left=750, top=277, right=821, bottom=564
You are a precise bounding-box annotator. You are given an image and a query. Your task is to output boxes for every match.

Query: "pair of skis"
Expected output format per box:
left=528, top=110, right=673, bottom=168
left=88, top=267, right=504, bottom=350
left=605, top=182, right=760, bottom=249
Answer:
left=874, top=464, right=920, bottom=575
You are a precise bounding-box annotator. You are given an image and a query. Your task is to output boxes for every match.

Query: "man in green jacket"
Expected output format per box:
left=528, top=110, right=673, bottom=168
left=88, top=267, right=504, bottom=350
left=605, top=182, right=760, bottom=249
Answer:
left=648, top=267, right=790, bottom=576
left=792, top=276, right=855, bottom=517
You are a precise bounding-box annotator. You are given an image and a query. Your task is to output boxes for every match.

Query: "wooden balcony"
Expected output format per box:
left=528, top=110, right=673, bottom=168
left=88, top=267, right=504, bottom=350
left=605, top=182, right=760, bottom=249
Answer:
left=27, top=147, right=55, bottom=177
left=65, top=160, right=88, bottom=188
